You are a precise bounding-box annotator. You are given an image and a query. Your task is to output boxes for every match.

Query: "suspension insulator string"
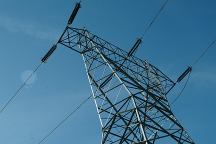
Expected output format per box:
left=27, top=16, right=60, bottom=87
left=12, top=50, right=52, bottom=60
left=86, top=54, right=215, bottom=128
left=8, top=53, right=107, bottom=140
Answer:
left=172, top=38, right=216, bottom=104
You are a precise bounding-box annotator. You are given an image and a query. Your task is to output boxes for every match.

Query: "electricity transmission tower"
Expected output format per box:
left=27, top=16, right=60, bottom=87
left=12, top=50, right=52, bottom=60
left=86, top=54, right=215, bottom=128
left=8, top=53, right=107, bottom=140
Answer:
left=42, top=2, right=195, bottom=144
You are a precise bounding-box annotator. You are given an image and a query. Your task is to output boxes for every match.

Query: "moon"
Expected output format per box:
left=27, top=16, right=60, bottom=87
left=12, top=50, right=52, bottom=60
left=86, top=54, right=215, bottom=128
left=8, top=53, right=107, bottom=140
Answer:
left=21, top=70, right=37, bottom=85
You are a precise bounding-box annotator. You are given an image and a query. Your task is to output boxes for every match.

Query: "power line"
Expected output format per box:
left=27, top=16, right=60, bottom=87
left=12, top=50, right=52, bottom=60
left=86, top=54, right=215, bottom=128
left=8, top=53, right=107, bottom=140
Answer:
left=37, top=95, right=92, bottom=144
left=192, top=39, right=216, bottom=66
left=171, top=71, right=191, bottom=105
left=32, top=35, right=216, bottom=144
left=35, top=1, right=170, bottom=141
left=172, top=38, right=216, bottom=105
left=0, top=63, right=42, bottom=114
left=141, top=0, right=169, bottom=38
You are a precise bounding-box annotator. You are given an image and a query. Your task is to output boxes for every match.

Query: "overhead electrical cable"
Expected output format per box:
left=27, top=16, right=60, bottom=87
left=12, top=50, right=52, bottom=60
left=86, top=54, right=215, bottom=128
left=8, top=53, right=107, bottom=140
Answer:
left=141, top=0, right=169, bottom=38
left=127, top=0, right=170, bottom=57
left=192, top=39, right=216, bottom=66
left=171, top=71, right=191, bottom=105
left=172, top=38, right=216, bottom=105
left=0, top=62, right=43, bottom=114
left=0, top=1, right=81, bottom=116
left=37, top=95, right=92, bottom=144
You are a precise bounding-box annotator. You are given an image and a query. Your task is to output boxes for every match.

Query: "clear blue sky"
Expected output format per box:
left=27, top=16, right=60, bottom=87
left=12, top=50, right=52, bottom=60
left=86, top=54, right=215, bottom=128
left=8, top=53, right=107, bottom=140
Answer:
left=0, top=0, right=215, bottom=143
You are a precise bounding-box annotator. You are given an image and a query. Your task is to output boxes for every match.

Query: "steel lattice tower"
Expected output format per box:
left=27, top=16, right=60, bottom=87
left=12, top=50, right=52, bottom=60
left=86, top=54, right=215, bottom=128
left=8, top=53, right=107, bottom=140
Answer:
left=42, top=3, right=195, bottom=144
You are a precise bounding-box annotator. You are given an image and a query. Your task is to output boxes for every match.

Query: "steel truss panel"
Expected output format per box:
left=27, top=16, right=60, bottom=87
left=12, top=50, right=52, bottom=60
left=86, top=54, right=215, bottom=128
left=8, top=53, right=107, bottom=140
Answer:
left=58, top=27, right=195, bottom=144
